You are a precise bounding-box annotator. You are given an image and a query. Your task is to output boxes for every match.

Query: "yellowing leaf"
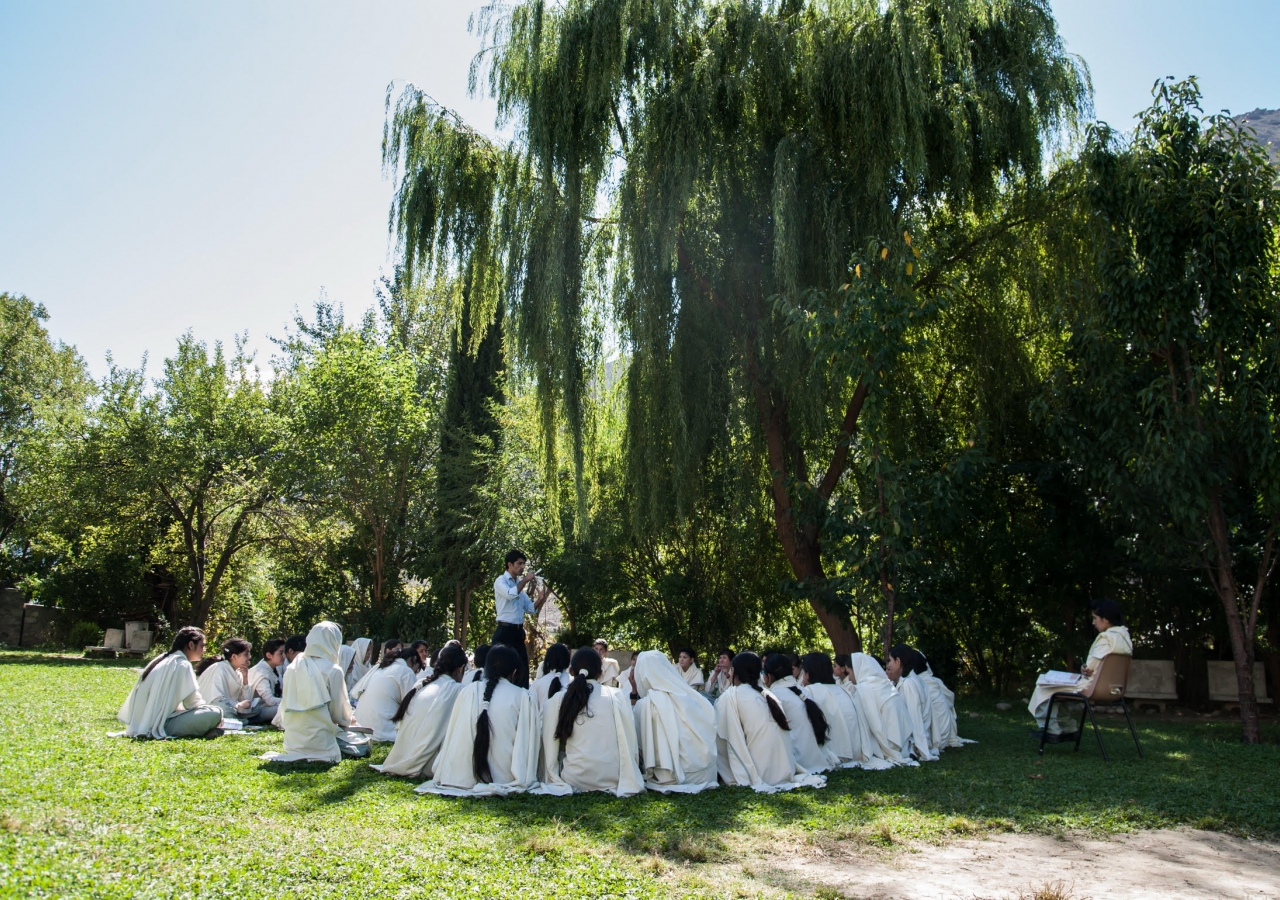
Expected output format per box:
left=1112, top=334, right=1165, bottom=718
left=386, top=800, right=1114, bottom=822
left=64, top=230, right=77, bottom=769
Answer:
left=906, top=262, right=914, bottom=275
left=903, top=231, right=912, bottom=245
left=912, top=246, right=920, bottom=259
left=880, top=247, right=889, bottom=260
left=841, top=283, right=850, bottom=291
left=855, top=264, right=862, bottom=278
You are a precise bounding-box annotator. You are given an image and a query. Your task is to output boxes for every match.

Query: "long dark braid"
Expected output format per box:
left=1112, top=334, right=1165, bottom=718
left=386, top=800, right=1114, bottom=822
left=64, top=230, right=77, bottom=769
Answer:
left=543, top=643, right=571, bottom=700
left=553, top=648, right=601, bottom=753
left=472, top=644, right=520, bottom=783
left=732, top=652, right=789, bottom=731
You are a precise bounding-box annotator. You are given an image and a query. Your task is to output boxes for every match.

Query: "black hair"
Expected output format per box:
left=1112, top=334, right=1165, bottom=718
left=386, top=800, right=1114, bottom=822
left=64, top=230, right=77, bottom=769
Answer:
left=542, top=643, right=570, bottom=674
left=889, top=644, right=927, bottom=679
left=542, top=643, right=570, bottom=699
left=764, top=653, right=828, bottom=744
left=284, top=634, right=307, bottom=655
left=833, top=653, right=851, bottom=669
left=410, top=639, right=429, bottom=658
left=1092, top=599, right=1125, bottom=627
left=392, top=644, right=468, bottom=723
left=141, top=626, right=205, bottom=681
left=554, top=648, right=601, bottom=753
left=678, top=647, right=696, bottom=661
left=505, top=549, right=527, bottom=566
left=471, top=644, right=491, bottom=681
left=196, top=637, right=251, bottom=677
left=731, top=652, right=790, bottom=731
left=801, top=652, right=835, bottom=685
left=377, top=640, right=404, bottom=669
left=472, top=644, right=521, bottom=783
left=262, top=638, right=286, bottom=657
left=401, top=647, right=422, bottom=672
left=718, top=648, right=733, bottom=660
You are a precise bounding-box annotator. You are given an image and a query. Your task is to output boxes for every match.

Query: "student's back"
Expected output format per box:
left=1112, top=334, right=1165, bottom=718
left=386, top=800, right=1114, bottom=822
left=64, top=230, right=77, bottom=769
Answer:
left=355, top=658, right=414, bottom=741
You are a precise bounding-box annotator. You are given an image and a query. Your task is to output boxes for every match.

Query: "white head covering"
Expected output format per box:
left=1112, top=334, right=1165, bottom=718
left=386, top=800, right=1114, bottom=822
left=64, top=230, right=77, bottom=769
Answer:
left=338, top=643, right=356, bottom=675
left=282, top=622, right=343, bottom=714
left=347, top=637, right=372, bottom=682
left=633, top=651, right=716, bottom=787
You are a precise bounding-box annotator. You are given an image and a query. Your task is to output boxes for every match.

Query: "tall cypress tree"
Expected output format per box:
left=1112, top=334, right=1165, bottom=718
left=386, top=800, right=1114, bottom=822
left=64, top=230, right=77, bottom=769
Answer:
left=433, top=287, right=505, bottom=642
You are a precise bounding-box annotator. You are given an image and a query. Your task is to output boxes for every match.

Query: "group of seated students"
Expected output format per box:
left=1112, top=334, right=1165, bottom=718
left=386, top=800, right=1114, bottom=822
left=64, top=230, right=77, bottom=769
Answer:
left=116, top=621, right=968, bottom=796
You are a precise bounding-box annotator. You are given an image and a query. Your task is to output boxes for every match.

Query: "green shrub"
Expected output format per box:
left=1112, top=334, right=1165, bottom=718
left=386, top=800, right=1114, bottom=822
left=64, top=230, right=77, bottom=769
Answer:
left=67, top=621, right=104, bottom=649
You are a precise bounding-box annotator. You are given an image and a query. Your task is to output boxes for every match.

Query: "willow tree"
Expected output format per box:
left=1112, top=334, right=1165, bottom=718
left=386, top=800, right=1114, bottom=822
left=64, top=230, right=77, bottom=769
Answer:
left=386, top=0, right=1087, bottom=651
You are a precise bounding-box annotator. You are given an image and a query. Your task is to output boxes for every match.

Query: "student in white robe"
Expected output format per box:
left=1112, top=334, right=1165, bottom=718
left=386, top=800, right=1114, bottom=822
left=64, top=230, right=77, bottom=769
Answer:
left=617, top=650, right=640, bottom=697
left=270, top=635, right=308, bottom=729
left=197, top=638, right=265, bottom=724
left=704, top=649, right=734, bottom=702
left=762, top=653, right=838, bottom=774
left=371, top=645, right=469, bottom=779
left=116, top=627, right=223, bottom=739
left=463, top=644, right=490, bottom=685
left=833, top=654, right=854, bottom=689
left=537, top=648, right=644, bottom=797
left=1028, top=600, right=1133, bottom=739
left=886, top=645, right=938, bottom=762
left=531, top=643, right=571, bottom=712
left=594, top=639, right=621, bottom=687
left=260, top=621, right=369, bottom=763
left=342, top=637, right=373, bottom=694
left=409, top=640, right=432, bottom=673
left=415, top=644, right=541, bottom=797
left=715, top=652, right=826, bottom=792
left=798, top=653, right=893, bottom=770
left=849, top=653, right=917, bottom=766
left=631, top=650, right=718, bottom=793
left=247, top=638, right=286, bottom=725
left=916, top=655, right=972, bottom=751
left=354, top=647, right=422, bottom=741
left=676, top=647, right=706, bottom=691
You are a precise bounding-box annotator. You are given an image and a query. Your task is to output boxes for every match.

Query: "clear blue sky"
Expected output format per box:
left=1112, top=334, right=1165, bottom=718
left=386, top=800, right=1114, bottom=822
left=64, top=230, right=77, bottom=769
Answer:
left=2, top=0, right=1277, bottom=378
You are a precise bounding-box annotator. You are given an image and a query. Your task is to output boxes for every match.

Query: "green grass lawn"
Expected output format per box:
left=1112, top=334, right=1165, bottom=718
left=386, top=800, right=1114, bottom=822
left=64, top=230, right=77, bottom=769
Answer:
left=1, top=652, right=1278, bottom=899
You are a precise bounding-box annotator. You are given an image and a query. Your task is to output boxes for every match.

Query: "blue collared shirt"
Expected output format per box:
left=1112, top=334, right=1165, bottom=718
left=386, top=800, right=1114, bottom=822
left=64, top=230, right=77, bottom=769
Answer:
left=494, top=572, right=535, bottom=625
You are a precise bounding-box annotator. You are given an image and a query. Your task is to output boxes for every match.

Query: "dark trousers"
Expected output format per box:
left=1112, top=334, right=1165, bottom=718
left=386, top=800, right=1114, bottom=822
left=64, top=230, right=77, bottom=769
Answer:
left=491, top=622, right=530, bottom=688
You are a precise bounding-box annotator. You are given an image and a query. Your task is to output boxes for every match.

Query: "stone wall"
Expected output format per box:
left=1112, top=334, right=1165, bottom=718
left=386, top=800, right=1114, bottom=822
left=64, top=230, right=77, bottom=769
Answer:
left=0, top=588, right=23, bottom=646
left=20, top=604, right=56, bottom=647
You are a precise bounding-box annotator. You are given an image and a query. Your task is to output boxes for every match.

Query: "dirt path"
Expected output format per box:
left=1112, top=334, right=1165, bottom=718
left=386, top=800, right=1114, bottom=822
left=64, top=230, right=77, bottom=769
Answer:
left=753, top=829, right=1280, bottom=899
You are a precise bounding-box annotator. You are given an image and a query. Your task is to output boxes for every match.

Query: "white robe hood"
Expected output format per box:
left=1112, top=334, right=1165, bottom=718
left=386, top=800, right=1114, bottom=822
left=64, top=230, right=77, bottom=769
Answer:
left=632, top=651, right=718, bottom=793
left=850, top=653, right=918, bottom=766
left=282, top=622, right=343, bottom=713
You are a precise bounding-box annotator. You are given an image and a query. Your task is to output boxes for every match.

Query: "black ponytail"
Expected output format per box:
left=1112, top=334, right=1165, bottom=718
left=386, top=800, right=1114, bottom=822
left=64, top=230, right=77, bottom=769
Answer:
left=732, top=652, right=789, bottom=731
left=541, top=643, right=570, bottom=676
left=472, top=644, right=520, bottom=783
left=546, top=675, right=564, bottom=699
left=392, top=645, right=468, bottom=723
left=554, top=648, right=601, bottom=752
left=789, top=686, right=829, bottom=744
left=142, top=627, right=205, bottom=681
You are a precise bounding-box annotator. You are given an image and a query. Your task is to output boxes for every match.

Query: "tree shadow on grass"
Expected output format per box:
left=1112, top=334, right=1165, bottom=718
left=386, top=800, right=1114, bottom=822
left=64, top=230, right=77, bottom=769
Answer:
left=0, top=652, right=142, bottom=668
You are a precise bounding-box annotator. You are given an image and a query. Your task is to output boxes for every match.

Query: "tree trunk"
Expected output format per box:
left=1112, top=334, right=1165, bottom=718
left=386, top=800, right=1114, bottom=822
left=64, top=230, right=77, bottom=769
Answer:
left=1206, top=496, right=1261, bottom=743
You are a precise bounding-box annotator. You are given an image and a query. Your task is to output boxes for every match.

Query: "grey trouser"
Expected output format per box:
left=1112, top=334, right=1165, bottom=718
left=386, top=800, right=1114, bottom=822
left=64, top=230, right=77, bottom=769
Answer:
left=165, top=706, right=223, bottom=738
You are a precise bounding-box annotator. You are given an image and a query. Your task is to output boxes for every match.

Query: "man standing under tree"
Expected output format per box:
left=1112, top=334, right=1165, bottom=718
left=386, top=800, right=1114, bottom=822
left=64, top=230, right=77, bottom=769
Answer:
left=492, top=549, right=547, bottom=687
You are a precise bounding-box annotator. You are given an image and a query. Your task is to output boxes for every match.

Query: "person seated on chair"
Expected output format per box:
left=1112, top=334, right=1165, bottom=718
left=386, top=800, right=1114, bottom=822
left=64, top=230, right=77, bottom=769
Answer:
left=1028, top=599, right=1132, bottom=741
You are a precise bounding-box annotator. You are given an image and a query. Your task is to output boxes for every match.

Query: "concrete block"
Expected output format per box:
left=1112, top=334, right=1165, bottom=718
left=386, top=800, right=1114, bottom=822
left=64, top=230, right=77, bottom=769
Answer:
left=124, top=622, right=151, bottom=651
left=1207, top=661, right=1272, bottom=704
left=1127, top=660, right=1178, bottom=702
left=103, top=629, right=125, bottom=650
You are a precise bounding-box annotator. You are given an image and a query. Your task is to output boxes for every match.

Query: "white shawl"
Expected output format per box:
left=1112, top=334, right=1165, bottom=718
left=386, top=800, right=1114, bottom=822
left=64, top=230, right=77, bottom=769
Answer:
left=415, top=679, right=541, bottom=797
left=115, top=652, right=205, bottom=739
left=536, top=683, right=644, bottom=797
left=260, top=622, right=357, bottom=764
left=371, top=676, right=464, bottom=779
left=632, top=651, right=718, bottom=793
left=895, top=671, right=938, bottom=761
left=344, top=637, right=372, bottom=692
left=714, top=684, right=825, bottom=793
left=921, top=667, right=973, bottom=749
left=283, top=623, right=343, bottom=713
left=197, top=659, right=248, bottom=714
left=850, top=653, right=918, bottom=766
left=803, top=682, right=893, bottom=770
left=531, top=670, right=569, bottom=712
left=769, top=676, right=839, bottom=774
left=354, top=659, right=415, bottom=741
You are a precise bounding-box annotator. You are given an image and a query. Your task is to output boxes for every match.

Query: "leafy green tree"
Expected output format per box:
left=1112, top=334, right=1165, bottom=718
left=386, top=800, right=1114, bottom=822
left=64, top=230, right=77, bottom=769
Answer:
left=274, top=316, right=437, bottom=629
left=1050, top=79, right=1280, bottom=742
left=0, top=293, right=91, bottom=580
left=385, top=0, right=1088, bottom=651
